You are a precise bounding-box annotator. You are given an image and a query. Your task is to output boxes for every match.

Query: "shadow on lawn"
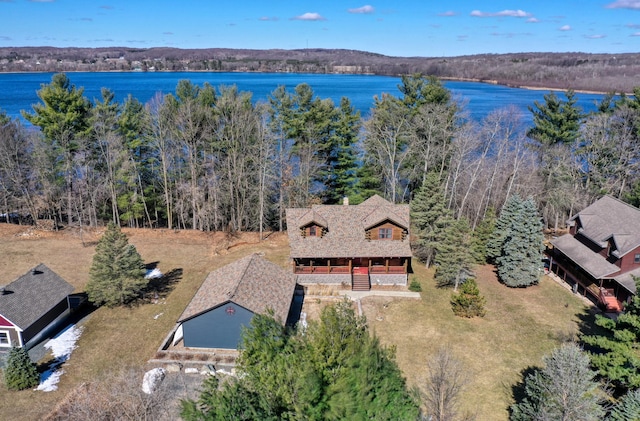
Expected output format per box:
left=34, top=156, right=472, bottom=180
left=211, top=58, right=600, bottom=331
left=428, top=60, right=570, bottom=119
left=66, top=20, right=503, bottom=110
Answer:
left=144, top=266, right=183, bottom=301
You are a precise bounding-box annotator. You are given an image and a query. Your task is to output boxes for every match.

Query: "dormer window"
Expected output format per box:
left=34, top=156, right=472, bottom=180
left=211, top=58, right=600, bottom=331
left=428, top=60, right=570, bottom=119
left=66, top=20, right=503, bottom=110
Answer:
left=379, top=228, right=392, bottom=239
left=309, top=226, right=317, bottom=237
left=635, top=254, right=640, bottom=264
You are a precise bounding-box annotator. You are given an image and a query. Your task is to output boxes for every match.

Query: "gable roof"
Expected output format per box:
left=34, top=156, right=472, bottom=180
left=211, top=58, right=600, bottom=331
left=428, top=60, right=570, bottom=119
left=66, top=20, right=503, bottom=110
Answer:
left=286, top=194, right=412, bottom=259
left=570, top=195, right=640, bottom=257
left=551, top=234, right=620, bottom=279
left=0, top=264, right=74, bottom=330
left=178, top=254, right=297, bottom=324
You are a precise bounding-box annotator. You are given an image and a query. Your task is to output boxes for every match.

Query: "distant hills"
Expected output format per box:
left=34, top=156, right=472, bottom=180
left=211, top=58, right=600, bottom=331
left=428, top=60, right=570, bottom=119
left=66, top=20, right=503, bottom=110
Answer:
left=1, top=47, right=638, bottom=93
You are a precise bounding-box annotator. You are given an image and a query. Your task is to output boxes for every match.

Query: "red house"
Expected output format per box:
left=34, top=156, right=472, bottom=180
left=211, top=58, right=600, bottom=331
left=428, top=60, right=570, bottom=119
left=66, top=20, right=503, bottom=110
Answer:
left=286, top=195, right=412, bottom=290
left=548, top=196, right=640, bottom=312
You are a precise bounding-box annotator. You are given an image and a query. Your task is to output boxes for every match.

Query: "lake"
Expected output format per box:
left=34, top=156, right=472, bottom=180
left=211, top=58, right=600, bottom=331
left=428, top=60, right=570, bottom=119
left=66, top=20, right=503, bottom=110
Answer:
left=0, top=72, right=606, bottom=125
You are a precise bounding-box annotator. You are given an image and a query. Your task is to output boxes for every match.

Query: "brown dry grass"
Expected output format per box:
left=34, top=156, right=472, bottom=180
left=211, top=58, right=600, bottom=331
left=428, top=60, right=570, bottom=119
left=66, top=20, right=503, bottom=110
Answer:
left=362, top=264, right=593, bottom=421
left=0, top=224, right=593, bottom=421
left=0, top=224, right=289, bottom=421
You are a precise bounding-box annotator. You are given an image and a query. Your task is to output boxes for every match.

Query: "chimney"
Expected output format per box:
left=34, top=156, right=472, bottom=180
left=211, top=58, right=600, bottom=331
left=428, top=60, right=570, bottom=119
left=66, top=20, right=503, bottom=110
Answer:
left=343, top=196, right=349, bottom=206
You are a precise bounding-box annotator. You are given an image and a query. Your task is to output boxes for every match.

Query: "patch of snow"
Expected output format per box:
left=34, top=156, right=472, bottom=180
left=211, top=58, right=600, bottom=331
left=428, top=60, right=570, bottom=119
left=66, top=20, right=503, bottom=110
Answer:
left=142, top=367, right=166, bottom=394
left=184, top=367, right=199, bottom=374
left=145, top=268, right=163, bottom=279
left=37, top=325, right=83, bottom=392
left=153, top=312, right=164, bottom=320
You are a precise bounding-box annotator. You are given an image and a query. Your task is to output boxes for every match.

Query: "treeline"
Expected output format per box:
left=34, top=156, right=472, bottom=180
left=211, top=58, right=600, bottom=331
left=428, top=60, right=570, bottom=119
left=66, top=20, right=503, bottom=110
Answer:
left=1, top=73, right=639, bottom=233
left=2, top=47, right=639, bottom=93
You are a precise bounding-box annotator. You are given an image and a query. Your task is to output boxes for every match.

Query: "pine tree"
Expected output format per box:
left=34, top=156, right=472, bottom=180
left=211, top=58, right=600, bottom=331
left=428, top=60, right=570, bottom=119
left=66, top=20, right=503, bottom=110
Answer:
left=527, top=90, right=583, bottom=146
left=451, top=279, right=486, bottom=318
left=87, top=222, right=147, bottom=307
left=434, top=217, right=474, bottom=289
left=3, top=346, right=39, bottom=391
left=489, top=195, right=544, bottom=287
left=609, top=389, right=640, bottom=421
left=582, top=278, right=640, bottom=390
left=470, top=207, right=496, bottom=264
left=511, top=343, right=605, bottom=421
left=411, top=173, right=451, bottom=267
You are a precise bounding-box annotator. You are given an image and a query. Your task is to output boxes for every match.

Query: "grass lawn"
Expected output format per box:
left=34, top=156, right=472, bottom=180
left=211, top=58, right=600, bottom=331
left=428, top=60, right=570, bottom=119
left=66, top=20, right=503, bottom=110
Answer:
left=0, top=224, right=594, bottom=420
left=361, top=264, right=594, bottom=421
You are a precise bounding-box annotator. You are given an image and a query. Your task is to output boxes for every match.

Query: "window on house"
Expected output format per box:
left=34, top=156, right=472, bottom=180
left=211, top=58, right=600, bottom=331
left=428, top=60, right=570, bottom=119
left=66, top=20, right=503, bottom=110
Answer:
left=0, top=331, right=9, bottom=346
left=309, top=226, right=317, bottom=236
left=378, top=228, right=392, bottom=239
left=635, top=254, right=640, bottom=264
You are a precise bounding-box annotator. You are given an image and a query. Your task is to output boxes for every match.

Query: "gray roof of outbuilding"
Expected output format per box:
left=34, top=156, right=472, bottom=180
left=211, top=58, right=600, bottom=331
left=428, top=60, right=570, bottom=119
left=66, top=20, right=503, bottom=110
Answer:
left=570, top=195, right=640, bottom=257
left=178, top=254, right=297, bottom=324
left=0, top=264, right=74, bottom=330
left=286, top=195, right=412, bottom=259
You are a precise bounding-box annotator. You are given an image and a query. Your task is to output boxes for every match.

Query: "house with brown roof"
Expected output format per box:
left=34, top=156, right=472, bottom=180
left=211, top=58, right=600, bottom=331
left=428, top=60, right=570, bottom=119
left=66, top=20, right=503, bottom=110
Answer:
left=0, top=264, right=74, bottom=349
left=170, top=254, right=297, bottom=350
left=547, top=195, right=640, bottom=312
left=286, top=195, right=412, bottom=290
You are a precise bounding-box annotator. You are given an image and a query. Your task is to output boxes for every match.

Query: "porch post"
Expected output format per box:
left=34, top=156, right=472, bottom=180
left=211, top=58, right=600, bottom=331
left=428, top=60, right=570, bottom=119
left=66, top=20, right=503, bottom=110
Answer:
left=348, top=259, right=352, bottom=273
left=328, top=259, right=331, bottom=273
left=385, top=258, right=389, bottom=273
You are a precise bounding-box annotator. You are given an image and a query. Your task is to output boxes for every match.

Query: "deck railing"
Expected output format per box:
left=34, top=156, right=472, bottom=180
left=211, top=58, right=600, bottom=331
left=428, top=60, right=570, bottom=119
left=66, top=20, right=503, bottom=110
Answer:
left=294, top=265, right=406, bottom=274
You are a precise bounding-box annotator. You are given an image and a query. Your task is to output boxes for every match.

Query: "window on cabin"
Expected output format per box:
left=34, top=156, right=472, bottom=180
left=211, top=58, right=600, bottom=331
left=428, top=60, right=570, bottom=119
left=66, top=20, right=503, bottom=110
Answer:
left=0, top=331, right=9, bottom=346
left=635, top=254, right=640, bottom=264
left=378, top=228, right=392, bottom=239
left=309, top=226, right=317, bottom=236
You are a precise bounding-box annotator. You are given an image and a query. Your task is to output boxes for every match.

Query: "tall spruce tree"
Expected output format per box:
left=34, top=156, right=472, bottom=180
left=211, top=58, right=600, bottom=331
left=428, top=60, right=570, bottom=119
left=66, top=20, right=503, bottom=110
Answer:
left=470, top=207, right=496, bottom=264
left=410, top=173, right=451, bottom=267
left=86, top=222, right=147, bottom=307
left=488, top=195, right=544, bottom=287
left=608, top=389, right=640, bottom=421
left=434, top=217, right=474, bottom=289
left=3, top=346, right=39, bottom=391
left=510, top=343, right=605, bottom=421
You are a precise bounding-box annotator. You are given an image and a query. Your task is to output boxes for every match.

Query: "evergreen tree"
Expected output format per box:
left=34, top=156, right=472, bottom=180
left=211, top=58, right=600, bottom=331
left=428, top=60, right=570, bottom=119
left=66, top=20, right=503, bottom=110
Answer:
left=470, top=207, right=496, bottom=264
left=451, top=279, right=486, bottom=318
left=181, top=300, right=419, bottom=420
left=434, top=217, right=474, bottom=289
left=582, top=278, right=640, bottom=390
left=608, top=389, right=640, bottom=421
left=323, top=97, right=361, bottom=204
left=489, top=195, right=544, bottom=287
left=3, top=346, right=39, bottom=391
left=527, top=90, right=583, bottom=146
left=86, top=222, right=147, bottom=307
left=511, top=343, right=605, bottom=421
left=410, top=173, right=452, bottom=267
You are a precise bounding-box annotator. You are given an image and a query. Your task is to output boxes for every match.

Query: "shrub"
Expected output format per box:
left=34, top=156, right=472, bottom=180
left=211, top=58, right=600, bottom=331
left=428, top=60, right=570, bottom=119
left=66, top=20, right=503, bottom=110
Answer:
left=451, top=279, right=486, bottom=318
left=3, top=346, right=39, bottom=391
left=409, top=278, right=422, bottom=292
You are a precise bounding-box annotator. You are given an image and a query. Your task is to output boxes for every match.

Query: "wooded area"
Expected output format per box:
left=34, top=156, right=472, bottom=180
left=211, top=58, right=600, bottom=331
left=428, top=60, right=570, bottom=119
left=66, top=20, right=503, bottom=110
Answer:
left=1, top=73, right=639, bottom=234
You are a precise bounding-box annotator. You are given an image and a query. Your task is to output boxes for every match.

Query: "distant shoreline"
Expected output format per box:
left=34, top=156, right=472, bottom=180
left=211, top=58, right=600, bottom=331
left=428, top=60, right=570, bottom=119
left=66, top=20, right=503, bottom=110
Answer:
left=0, top=70, right=615, bottom=95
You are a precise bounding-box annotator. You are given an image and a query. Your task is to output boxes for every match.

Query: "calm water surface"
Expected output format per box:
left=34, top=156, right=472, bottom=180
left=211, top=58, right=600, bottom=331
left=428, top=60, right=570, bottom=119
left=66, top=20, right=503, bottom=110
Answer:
left=0, top=72, right=606, bottom=125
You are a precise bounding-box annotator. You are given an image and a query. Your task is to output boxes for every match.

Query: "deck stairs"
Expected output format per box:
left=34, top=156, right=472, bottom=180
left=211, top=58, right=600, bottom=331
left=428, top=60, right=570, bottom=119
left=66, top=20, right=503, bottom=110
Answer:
left=352, top=267, right=370, bottom=291
left=599, top=288, right=623, bottom=312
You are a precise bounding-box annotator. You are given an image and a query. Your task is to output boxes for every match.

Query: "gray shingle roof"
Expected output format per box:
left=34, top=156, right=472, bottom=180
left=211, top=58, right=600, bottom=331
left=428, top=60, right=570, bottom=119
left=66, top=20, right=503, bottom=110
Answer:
left=178, top=254, right=297, bottom=323
left=570, top=195, right=640, bottom=257
left=551, top=234, right=620, bottom=279
left=286, top=195, right=412, bottom=259
left=613, top=267, right=640, bottom=294
left=0, top=264, right=74, bottom=329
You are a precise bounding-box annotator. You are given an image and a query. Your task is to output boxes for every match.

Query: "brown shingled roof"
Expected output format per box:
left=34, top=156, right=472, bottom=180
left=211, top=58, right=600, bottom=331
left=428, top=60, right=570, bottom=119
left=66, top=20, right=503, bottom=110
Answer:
left=286, top=195, right=412, bottom=259
left=178, top=254, right=297, bottom=323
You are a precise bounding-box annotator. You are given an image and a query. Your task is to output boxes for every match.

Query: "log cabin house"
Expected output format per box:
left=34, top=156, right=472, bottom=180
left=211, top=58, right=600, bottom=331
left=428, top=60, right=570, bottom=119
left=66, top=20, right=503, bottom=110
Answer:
left=547, top=195, right=640, bottom=312
left=286, top=195, right=412, bottom=291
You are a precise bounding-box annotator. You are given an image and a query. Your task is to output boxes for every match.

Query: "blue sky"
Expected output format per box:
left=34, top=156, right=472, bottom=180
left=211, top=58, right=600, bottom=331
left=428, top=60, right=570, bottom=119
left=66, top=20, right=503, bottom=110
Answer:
left=1, top=0, right=639, bottom=57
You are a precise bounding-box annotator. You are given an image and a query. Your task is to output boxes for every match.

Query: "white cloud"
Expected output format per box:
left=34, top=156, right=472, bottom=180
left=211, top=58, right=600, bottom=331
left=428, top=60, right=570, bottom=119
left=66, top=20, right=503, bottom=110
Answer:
left=259, top=16, right=279, bottom=21
left=29, top=0, right=55, bottom=2
left=559, top=25, right=572, bottom=31
left=585, top=34, right=606, bottom=39
left=631, top=32, right=640, bottom=36
left=606, top=0, right=640, bottom=9
left=292, top=12, right=326, bottom=21
left=527, top=17, right=539, bottom=23
left=438, top=11, right=457, bottom=17
left=470, top=9, right=532, bottom=18
left=348, top=5, right=374, bottom=14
